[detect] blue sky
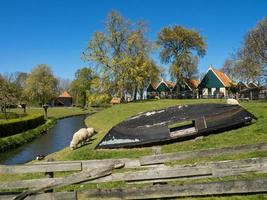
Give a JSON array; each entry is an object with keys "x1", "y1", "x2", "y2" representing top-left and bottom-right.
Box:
[{"x1": 0, "y1": 0, "x2": 267, "y2": 79}]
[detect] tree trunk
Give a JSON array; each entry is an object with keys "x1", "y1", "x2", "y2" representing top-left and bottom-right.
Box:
[
  {"x1": 133, "y1": 85, "x2": 138, "y2": 100},
  {"x1": 4, "y1": 103, "x2": 7, "y2": 120}
]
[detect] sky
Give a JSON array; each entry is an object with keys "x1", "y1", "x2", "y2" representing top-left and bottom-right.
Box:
[{"x1": 0, "y1": 0, "x2": 267, "y2": 80}]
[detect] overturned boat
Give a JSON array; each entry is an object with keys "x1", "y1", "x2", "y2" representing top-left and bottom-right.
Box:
[{"x1": 96, "y1": 104, "x2": 257, "y2": 149}]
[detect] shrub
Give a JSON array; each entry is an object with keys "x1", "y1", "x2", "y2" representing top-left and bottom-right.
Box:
[
  {"x1": 88, "y1": 93, "x2": 111, "y2": 107},
  {"x1": 0, "y1": 119, "x2": 56, "y2": 152},
  {"x1": 0, "y1": 112, "x2": 27, "y2": 120},
  {"x1": 0, "y1": 114, "x2": 45, "y2": 137}
]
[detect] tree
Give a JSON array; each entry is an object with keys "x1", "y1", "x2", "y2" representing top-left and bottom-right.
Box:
[
  {"x1": 82, "y1": 11, "x2": 159, "y2": 100},
  {"x1": 157, "y1": 26, "x2": 206, "y2": 91},
  {"x1": 58, "y1": 78, "x2": 71, "y2": 93},
  {"x1": 0, "y1": 74, "x2": 18, "y2": 119},
  {"x1": 235, "y1": 17, "x2": 267, "y2": 84},
  {"x1": 221, "y1": 59, "x2": 235, "y2": 80},
  {"x1": 24, "y1": 65, "x2": 58, "y2": 105},
  {"x1": 82, "y1": 11, "x2": 129, "y2": 99},
  {"x1": 122, "y1": 22, "x2": 159, "y2": 100},
  {"x1": 70, "y1": 67, "x2": 94, "y2": 107}
]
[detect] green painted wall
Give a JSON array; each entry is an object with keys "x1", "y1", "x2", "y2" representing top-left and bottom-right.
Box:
[
  {"x1": 199, "y1": 70, "x2": 224, "y2": 89},
  {"x1": 173, "y1": 82, "x2": 191, "y2": 92},
  {"x1": 157, "y1": 82, "x2": 171, "y2": 92},
  {"x1": 147, "y1": 84, "x2": 157, "y2": 92}
]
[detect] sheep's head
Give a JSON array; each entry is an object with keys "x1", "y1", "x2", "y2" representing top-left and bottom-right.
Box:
[{"x1": 70, "y1": 141, "x2": 76, "y2": 150}]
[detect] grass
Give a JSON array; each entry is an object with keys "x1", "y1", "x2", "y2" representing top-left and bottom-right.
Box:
[
  {"x1": 0, "y1": 107, "x2": 93, "y2": 153},
  {"x1": 0, "y1": 119, "x2": 55, "y2": 152},
  {"x1": 9, "y1": 106, "x2": 93, "y2": 119},
  {"x1": 2, "y1": 99, "x2": 267, "y2": 199},
  {"x1": 45, "y1": 99, "x2": 267, "y2": 162}
]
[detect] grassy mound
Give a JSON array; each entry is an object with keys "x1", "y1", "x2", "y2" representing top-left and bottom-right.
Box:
[{"x1": 46, "y1": 99, "x2": 267, "y2": 162}]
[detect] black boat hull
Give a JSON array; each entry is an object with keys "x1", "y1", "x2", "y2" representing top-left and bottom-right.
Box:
[{"x1": 96, "y1": 104, "x2": 257, "y2": 149}]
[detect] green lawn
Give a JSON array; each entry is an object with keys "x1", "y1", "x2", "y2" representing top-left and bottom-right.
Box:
[
  {"x1": 46, "y1": 99, "x2": 267, "y2": 162},
  {"x1": 2, "y1": 99, "x2": 267, "y2": 199},
  {"x1": 8, "y1": 106, "x2": 93, "y2": 119}
]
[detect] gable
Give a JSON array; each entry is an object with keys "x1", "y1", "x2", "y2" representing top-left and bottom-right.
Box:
[
  {"x1": 147, "y1": 84, "x2": 157, "y2": 92},
  {"x1": 199, "y1": 70, "x2": 225, "y2": 88},
  {"x1": 173, "y1": 82, "x2": 191, "y2": 92},
  {"x1": 157, "y1": 82, "x2": 171, "y2": 92}
]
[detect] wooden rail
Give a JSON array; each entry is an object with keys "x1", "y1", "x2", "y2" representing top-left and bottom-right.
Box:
[
  {"x1": 1, "y1": 142, "x2": 267, "y2": 199},
  {"x1": 140, "y1": 142, "x2": 267, "y2": 165},
  {"x1": 1, "y1": 157, "x2": 267, "y2": 190},
  {"x1": 2, "y1": 178, "x2": 267, "y2": 200}
]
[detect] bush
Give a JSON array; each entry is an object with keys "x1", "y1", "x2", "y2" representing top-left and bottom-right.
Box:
[
  {"x1": 0, "y1": 112, "x2": 27, "y2": 120},
  {"x1": 88, "y1": 93, "x2": 111, "y2": 107},
  {"x1": 0, "y1": 114, "x2": 45, "y2": 137},
  {"x1": 0, "y1": 119, "x2": 56, "y2": 152}
]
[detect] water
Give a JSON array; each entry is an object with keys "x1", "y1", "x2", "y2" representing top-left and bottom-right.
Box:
[{"x1": 0, "y1": 115, "x2": 87, "y2": 165}]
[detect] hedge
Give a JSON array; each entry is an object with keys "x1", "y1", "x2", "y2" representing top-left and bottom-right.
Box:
[
  {"x1": 0, "y1": 119, "x2": 56, "y2": 152},
  {"x1": 0, "y1": 114, "x2": 45, "y2": 138}
]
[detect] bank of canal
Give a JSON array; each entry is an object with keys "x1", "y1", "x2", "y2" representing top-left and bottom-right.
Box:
[{"x1": 0, "y1": 115, "x2": 87, "y2": 165}]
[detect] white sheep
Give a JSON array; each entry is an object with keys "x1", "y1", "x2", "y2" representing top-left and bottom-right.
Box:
[
  {"x1": 226, "y1": 98, "x2": 239, "y2": 105},
  {"x1": 70, "y1": 127, "x2": 95, "y2": 150}
]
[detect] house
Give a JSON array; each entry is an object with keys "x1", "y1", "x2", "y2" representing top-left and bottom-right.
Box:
[
  {"x1": 147, "y1": 80, "x2": 174, "y2": 99},
  {"x1": 239, "y1": 82, "x2": 260, "y2": 100},
  {"x1": 198, "y1": 67, "x2": 232, "y2": 98},
  {"x1": 172, "y1": 79, "x2": 199, "y2": 98},
  {"x1": 146, "y1": 78, "x2": 199, "y2": 99},
  {"x1": 237, "y1": 82, "x2": 249, "y2": 91},
  {"x1": 54, "y1": 91, "x2": 72, "y2": 106}
]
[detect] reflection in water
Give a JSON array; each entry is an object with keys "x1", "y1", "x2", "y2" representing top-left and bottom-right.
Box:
[{"x1": 0, "y1": 115, "x2": 87, "y2": 165}]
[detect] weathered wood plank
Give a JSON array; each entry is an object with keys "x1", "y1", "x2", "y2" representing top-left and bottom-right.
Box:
[
  {"x1": 140, "y1": 142, "x2": 267, "y2": 165},
  {"x1": 0, "y1": 162, "x2": 82, "y2": 174},
  {"x1": 35, "y1": 158, "x2": 141, "y2": 170},
  {"x1": 12, "y1": 162, "x2": 123, "y2": 200},
  {"x1": 89, "y1": 166, "x2": 212, "y2": 183},
  {"x1": 79, "y1": 178, "x2": 267, "y2": 199},
  {"x1": 2, "y1": 157, "x2": 267, "y2": 189},
  {"x1": 0, "y1": 192, "x2": 76, "y2": 200}
]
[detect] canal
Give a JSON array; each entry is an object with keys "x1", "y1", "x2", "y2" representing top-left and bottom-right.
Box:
[{"x1": 0, "y1": 115, "x2": 87, "y2": 165}]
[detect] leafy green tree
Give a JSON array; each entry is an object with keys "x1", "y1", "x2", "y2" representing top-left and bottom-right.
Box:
[
  {"x1": 0, "y1": 74, "x2": 18, "y2": 119},
  {"x1": 82, "y1": 11, "x2": 159, "y2": 100},
  {"x1": 122, "y1": 23, "x2": 159, "y2": 100},
  {"x1": 70, "y1": 67, "x2": 94, "y2": 107},
  {"x1": 157, "y1": 26, "x2": 206, "y2": 91},
  {"x1": 24, "y1": 64, "x2": 58, "y2": 105},
  {"x1": 83, "y1": 11, "x2": 129, "y2": 99}
]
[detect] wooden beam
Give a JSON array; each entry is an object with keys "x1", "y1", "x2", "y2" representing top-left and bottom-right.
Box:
[
  {"x1": 12, "y1": 162, "x2": 123, "y2": 200},
  {"x1": 140, "y1": 142, "x2": 267, "y2": 165},
  {"x1": 89, "y1": 166, "x2": 212, "y2": 183},
  {"x1": 0, "y1": 192, "x2": 76, "y2": 200},
  {"x1": 1, "y1": 158, "x2": 267, "y2": 190},
  {"x1": 78, "y1": 178, "x2": 267, "y2": 199},
  {"x1": 0, "y1": 162, "x2": 82, "y2": 174}
]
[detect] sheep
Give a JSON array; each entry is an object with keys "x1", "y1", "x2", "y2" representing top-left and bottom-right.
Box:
[
  {"x1": 70, "y1": 127, "x2": 95, "y2": 150},
  {"x1": 226, "y1": 98, "x2": 239, "y2": 105}
]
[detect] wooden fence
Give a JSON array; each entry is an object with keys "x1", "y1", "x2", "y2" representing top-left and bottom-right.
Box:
[{"x1": 1, "y1": 142, "x2": 267, "y2": 199}]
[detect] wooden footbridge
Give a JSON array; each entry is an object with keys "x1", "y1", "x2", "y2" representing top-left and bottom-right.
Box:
[{"x1": 1, "y1": 142, "x2": 267, "y2": 199}]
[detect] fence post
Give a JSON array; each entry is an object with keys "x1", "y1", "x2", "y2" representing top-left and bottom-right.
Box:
[{"x1": 44, "y1": 158, "x2": 54, "y2": 193}]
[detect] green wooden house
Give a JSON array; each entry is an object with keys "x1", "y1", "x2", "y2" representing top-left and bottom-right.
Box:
[
  {"x1": 147, "y1": 80, "x2": 174, "y2": 99},
  {"x1": 172, "y1": 79, "x2": 199, "y2": 98},
  {"x1": 198, "y1": 67, "x2": 232, "y2": 98}
]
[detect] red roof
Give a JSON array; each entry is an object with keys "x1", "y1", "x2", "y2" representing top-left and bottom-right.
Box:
[
  {"x1": 211, "y1": 68, "x2": 232, "y2": 87},
  {"x1": 150, "y1": 82, "x2": 159, "y2": 90},
  {"x1": 58, "y1": 91, "x2": 72, "y2": 98},
  {"x1": 165, "y1": 81, "x2": 176, "y2": 88},
  {"x1": 185, "y1": 79, "x2": 200, "y2": 89}
]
